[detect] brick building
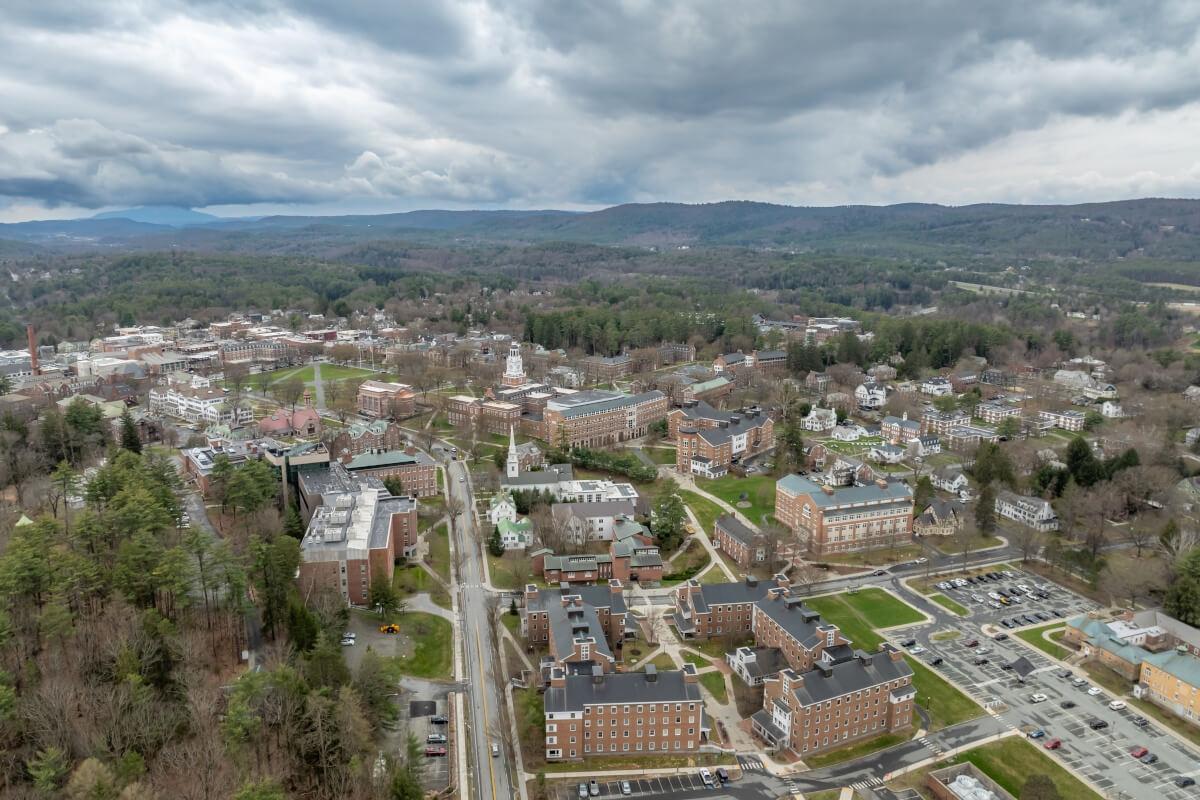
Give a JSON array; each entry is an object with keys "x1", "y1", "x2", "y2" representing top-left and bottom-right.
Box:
[
  {"x1": 356, "y1": 380, "x2": 416, "y2": 419},
  {"x1": 675, "y1": 409, "x2": 774, "y2": 478},
  {"x1": 712, "y1": 514, "x2": 766, "y2": 569},
  {"x1": 753, "y1": 646, "x2": 914, "y2": 758},
  {"x1": 543, "y1": 663, "x2": 706, "y2": 761},
  {"x1": 339, "y1": 446, "x2": 439, "y2": 498},
  {"x1": 329, "y1": 419, "x2": 407, "y2": 459},
  {"x1": 522, "y1": 582, "x2": 629, "y2": 670},
  {"x1": 542, "y1": 390, "x2": 668, "y2": 449},
  {"x1": 295, "y1": 481, "x2": 418, "y2": 605},
  {"x1": 775, "y1": 474, "x2": 913, "y2": 557},
  {"x1": 581, "y1": 354, "x2": 633, "y2": 383}
]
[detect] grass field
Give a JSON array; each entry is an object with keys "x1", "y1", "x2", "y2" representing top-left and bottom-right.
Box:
[
  {"x1": 393, "y1": 564, "x2": 450, "y2": 609},
  {"x1": 644, "y1": 446, "x2": 678, "y2": 465},
  {"x1": 806, "y1": 590, "x2": 979, "y2": 729},
  {"x1": 501, "y1": 613, "x2": 521, "y2": 637},
  {"x1": 250, "y1": 363, "x2": 378, "y2": 388},
  {"x1": 426, "y1": 522, "x2": 451, "y2": 584},
  {"x1": 804, "y1": 732, "x2": 909, "y2": 768},
  {"x1": 818, "y1": 543, "x2": 925, "y2": 567},
  {"x1": 930, "y1": 594, "x2": 969, "y2": 616},
  {"x1": 663, "y1": 542, "x2": 712, "y2": 586},
  {"x1": 696, "y1": 474, "x2": 777, "y2": 526},
  {"x1": 380, "y1": 612, "x2": 453, "y2": 679},
  {"x1": 682, "y1": 652, "x2": 712, "y2": 669},
  {"x1": 1015, "y1": 622, "x2": 1070, "y2": 660},
  {"x1": 947, "y1": 738, "x2": 1102, "y2": 800},
  {"x1": 488, "y1": 553, "x2": 533, "y2": 591},
  {"x1": 699, "y1": 671, "x2": 728, "y2": 703},
  {"x1": 680, "y1": 490, "x2": 727, "y2": 535},
  {"x1": 936, "y1": 534, "x2": 1004, "y2": 554}
]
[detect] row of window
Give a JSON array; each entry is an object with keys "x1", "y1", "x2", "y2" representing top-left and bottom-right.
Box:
[
  {"x1": 547, "y1": 727, "x2": 696, "y2": 744},
  {"x1": 555, "y1": 740, "x2": 696, "y2": 758}
]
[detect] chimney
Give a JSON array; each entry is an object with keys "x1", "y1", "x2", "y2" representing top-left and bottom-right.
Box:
[
  {"x1": 549, "y1": 667, "x2": 567, "y2": 688},
  {"x1": 817, "y1": 662, "x2": 833, "y2": 678},
  {"x1": 821, "y1": 484, "x2": 834, "y2": 495},
  {"x1": 857, "y1": 651, "x2": 874, "y2": 667},
  {"x1": 26, "y1": 324, "x2": 38, "y2": 376},
  {"x1": 525, "y1": 584, "x2": 539, "y2": 603},
  {"x1": 744, "y1": 575, "x2": 758, "y2": 588},
  {"x1": 644, "y1": 664, "x2": 658, "y2": 683},
  {"x1": 773, "y1": 573, "x2": 791, "y2": 589},
  {"x1": 405, "y1": 445, "x2": 417, "y2": 456},
  {"x1": 876, "y1": 478, "x2": 889, "y2": 490},
  {"x1": 609, "y1": 578, "x2": 623, "y2": 596}
]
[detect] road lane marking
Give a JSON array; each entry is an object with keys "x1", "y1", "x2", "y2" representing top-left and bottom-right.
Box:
[{"x1": 475, "y1": 624, "x2": 498, "y2": 800}]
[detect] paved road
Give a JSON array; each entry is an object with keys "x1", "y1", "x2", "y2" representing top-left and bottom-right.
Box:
[{"x1": 447, "y1": 457, "x2": 517, "y2": 800}]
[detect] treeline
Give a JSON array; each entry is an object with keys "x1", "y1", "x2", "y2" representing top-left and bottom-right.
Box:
[{"x1": 0, "y1": 449, "x2": 425, "y2": 799}]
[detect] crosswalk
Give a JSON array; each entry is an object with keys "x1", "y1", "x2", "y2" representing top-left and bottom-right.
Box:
[
  {"x1": 737, "y1": 755, "x2": 765, "y2": 772},
  {"x1": 851, "y1": 776, "x2": 885, "y2": 791},
  {"x1": 918, "y1": 734, "x2": 945, "y2": 756}
]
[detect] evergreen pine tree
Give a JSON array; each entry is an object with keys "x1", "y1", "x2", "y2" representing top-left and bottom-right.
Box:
[{"x1": 119, "y1": 409, "x2": 142, "y2": 454}]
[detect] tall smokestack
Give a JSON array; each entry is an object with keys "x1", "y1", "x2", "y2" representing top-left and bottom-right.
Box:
[{"x1": 26, "y1": 324, "x2": 38, "y2": 376}]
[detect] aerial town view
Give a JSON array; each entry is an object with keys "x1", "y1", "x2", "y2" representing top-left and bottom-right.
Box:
[{"x1": 2, "y1": 4, "x2": 1200, "y2": 800}]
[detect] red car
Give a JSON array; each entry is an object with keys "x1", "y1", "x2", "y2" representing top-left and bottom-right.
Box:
[
  {"x1": 424, "y1": 746, "x2": 448, "y2": 757},
  {"x1": 1130, "y1": 746, "x2": 1149, "y2": 759},
  {"x1": 964, "y1": 639, "x2": 980, "y2": 648},
  {"x1": 1044, "y1": 738, "x2": 1062, "y2": 750}
]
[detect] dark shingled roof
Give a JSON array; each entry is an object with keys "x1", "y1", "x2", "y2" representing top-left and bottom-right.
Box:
[
  {"x1": 787, "y1": 647, "x2": 913, "y2": 707},
  {"x1": 545, "y1": 668, "x2": 703, "y2": 711}
]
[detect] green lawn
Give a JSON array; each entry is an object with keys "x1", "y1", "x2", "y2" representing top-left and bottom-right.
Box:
[
  {"x1": 686, "y1": 635, "x2": 753, "y2": 660},
  {"x1": 682, "y1": 653, "x2": 712, "y2": 669},
  {"x1": 488, "y1": 553, "x2": 534, "y2": 591},
  {"x1": 804, "y1": 732, "x2": 909, "y2": 768},
  {"x1": 699, "y1": 671, "x2": 728, "y2": 703},
  {"x1": 380, "y1": 612, "x2": 453, "y2": 679},
  {"x1": 679, "y1": 490, "x2": 727, "y2": 535},
  {"x1": 501, "y1": 612, "x2": 521, "y2": 637},
  {"x1": 696, "y1": 474, "x2": 777, "y2": 526},
  {"x1": 936, "y1": 534, "x2": 1004, "y2": 554},
  {"x1": 700, "y1": 563, "x2": 733, "y2": 584},
  {"x1": 806, "y1": 590, "x2": 978, "y2": 729},
  {"x1": 393, "y1": 564, "x2": 450, "y2": 609},
  {"x1": 1015, "y1": 622, "x2": 1070, "y2": 660},
  {"x1": 930, "y1": 594, "x2": 969, "y2": 616},
  {"x1": 426, "y1": 522, "x2": 451, "y2": 584},
  {"x1": 818, "y1": 543, "x2": 925, "y2": 567},
  {"x1": 249, "y1": 363, "x2": 378, "y2": 389},
  {"x1": 663, "y1": 541, "x2": 712, "y2": 586},
  {"x1": 644, "y1": 446, "x2": 678, "y2": 465},
  {"x1": 948, "y1": 738, "x2": 1102, "y2": 800}
]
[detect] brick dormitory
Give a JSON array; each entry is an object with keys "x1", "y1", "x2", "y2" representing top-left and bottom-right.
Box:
[{"x1": 674, "y1": 575, "x2": 915, "y2": 758}]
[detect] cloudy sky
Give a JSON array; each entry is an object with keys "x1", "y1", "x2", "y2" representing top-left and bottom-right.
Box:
[{"x1": 2, "y1": 0, "x2": 1200, "y2": 221}]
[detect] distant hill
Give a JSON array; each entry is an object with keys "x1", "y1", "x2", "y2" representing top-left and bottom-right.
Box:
[
  {"x1": 4, "y1": 198, "x2": 1200, "y2": 261},
  {"x1": 93, "y1": 205, "x2": 221, "y2": 226}
]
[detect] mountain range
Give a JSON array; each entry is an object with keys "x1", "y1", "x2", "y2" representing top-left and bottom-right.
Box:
[{"x1": 2, "y1": 199, "x2": 1200, "y2": 262}]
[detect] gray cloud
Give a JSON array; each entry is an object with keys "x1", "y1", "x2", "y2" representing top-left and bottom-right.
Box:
[{"x1": 1, "y1": 0, "x2": 1199, "y2": 218}]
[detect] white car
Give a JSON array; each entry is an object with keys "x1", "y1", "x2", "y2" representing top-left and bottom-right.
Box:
[
  {"x1": 1109, "y1": 700, "x2": 1127, "y2": 710},
  {"x1": 699, "y1": 768, "x2": 715, "y2": 788},
  {"x1": 1087, "y1": 686, "x2": 1103, "y2": 696},
  {"x1": 911, "y1": 646, "x2": 926, "y2": 655},
  {"x1": 458, "y1": 476, "x2": 465, "y2": 482},
  {"x1": 1030, "y1": 693, "x2": 1048, "y2": 703},
  {"x1": 340, "y1": 637, "x2": 355, "y2": 647},
  {"x1": 914, "y1": 557, "x2": 928, "y2": 564}
]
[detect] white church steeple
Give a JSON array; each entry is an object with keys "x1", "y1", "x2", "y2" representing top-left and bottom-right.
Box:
[{"x1": 506, "y1": 425, "x2": 520, "y2": 478}]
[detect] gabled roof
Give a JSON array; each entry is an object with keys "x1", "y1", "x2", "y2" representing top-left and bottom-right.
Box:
[
  {"x1": 545, "y1": 668, "x2": 702, "y2": 711},
  {"x1": 787, "y1": 647, "x2": 913, "y2": 707}
]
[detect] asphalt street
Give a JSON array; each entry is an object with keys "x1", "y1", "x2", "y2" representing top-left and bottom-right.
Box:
[{"x1": 447, "y1": 457, "x2": 517, "y2": 800}]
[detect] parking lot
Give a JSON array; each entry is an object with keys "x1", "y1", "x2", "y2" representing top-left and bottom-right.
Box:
[
  {"x1": 387, "y1": 684, "x2": 453, "y2": 792},
  {"x1": 892, "y1": 566, "x2": 1200, "y2": 800},
  {"x1": 551, "y1": 758, "x2": 782, "y2": 800}
]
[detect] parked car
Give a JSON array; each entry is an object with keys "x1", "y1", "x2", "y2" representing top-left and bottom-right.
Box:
[
  {"x1": 1060, "y1": 700, "x2": 1077, "y2": 709},
  {"x1": 873, "y1": 569, "x2": 888, "y2": 576},
  {"x1": 901, "y1": 638, "x2": 917, "y2": 648},
  {"x1": 1045, "y1": 738, "x2": 1062, "y2": 750},
  {"x1": 1057, "y1": 669, "x2": 1072, "y2": 678},
  {"x1": 492, "y1": 743, "x2": 500, "y2": 758},
  {"x1": 974, "y1": 657, "x2": 989, "y2": 665},
  {"x1": 1130, "y1": 746, "x2": 1149, "y2": 759},
  {"x1": 992, "y1": 633, "x2": 1009, "y2": 641},
  {"x1": 431, "y1": 715, "x2": 449, "y2": 724},
  {"x1": 699, "y1": 769, "x2": 715, "y2": 788},
  {"x1": 1071, "y1": 677, "x2": 1087, "y2": 687},
  {"x1": 1175, "y1": 777, "x2": 1196, "y2": 788},
  {"x1": 1131, "y1": 716, "x2": 1149, "y2": 728},
  {"x1": 1000, "y1": 619, "x2": 1014, "y2": 628},
  {"x1": 911, "y1": 646, "x2": 926, "y2": 655},
  {"x1": 340, "y1": 637, "x2": 356, "y2": 646},
  {"x1": 715, "y1": 767, "x2": 730, "y2": 783},
  {"x1": 1088, "y1": 719, "x2": 1109, "y2": 730},
  {"x1": 1027, "y1": 729, "x2": 1046, "y2": 739},
  {"x1": 1087, "y1": 686, "x2": 1103, "y2": 696},
  {"x1": 1141, "y1": 753, "x2": 1159, "y2": 765},
  {"x1": 578, "y1": 784, "x2": 589, "y2": 799},
  {"x1": 424, "y1": 746, "x2": 447, "y2": 757},
  {"x1": 621, "y1": 781, "x2": 632, "y2": 795},
  {"x1": 965, "y1": 639, "x2": 980, "y2": 648},
  {"x1": 426, "y1": 733, "x2": 447, "y2": 744},
  {"x1": 1109, "y1": 700, "x2": 1127, "y2": 711},
  {"x1": 1030, "y1": 693, "x2": 1048, "y2": 703},
  {"x1": 928, "y1": 656, "x2": 944, "y2": 666}
]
